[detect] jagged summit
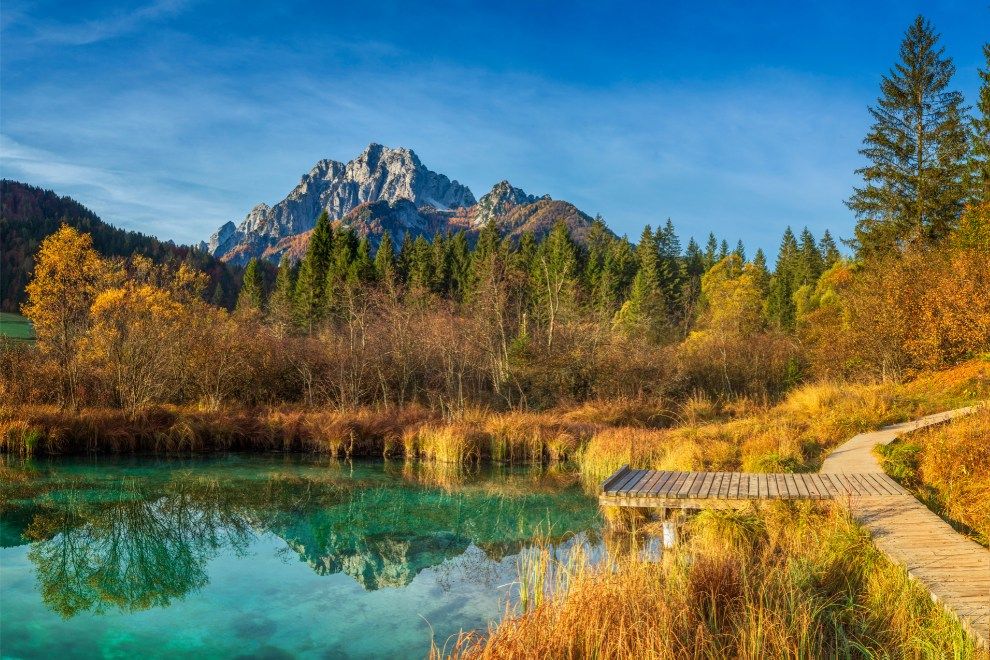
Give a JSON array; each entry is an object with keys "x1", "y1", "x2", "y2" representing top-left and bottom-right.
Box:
[{"x1": 206, "y1": 144, "x2": 475, "y2": 265}]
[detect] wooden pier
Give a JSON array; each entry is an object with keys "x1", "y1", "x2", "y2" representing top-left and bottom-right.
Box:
[
  {"x1": 600, "y1": 466, "x2": 908, "y2": 509},
  {"x1": 598, "y1": 406, "x2": 989, "y2": 649}
]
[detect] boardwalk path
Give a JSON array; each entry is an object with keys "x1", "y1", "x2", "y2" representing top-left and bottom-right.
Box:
[{"x1": 600, "y1": 405, "x2": 989, "y2": 648}]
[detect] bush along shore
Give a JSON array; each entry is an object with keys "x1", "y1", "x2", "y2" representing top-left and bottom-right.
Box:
[{"x1": 4, "y1": 361, "x2": 987, "y2": 466}]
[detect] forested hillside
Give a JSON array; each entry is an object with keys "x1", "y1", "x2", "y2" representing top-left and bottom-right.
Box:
[{"x1": 0, "y1": 180, "x2": 239, "y2": 311}]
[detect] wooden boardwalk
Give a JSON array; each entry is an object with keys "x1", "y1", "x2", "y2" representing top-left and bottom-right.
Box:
[{"x1": 599, "y1": 405, "x2": 989, "y2": 648}]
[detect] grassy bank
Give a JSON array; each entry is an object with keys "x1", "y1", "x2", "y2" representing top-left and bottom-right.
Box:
[
  {"x1": 3, "y1": 361, "x2": 988, "y2": 467},
  {"x1": 438, "y1": 503, "x2": 982, "y2": 658},
  {"x1": 877, "y1": 406, "x2": 990, "y2": 546}
]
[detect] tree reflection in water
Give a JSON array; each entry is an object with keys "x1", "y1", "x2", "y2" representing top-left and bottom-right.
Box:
[{"x1": 3, "y1": 458, "x2": 600, "y2": 618}]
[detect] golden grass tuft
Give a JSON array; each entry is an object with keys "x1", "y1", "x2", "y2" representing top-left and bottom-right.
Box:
[{"x1": 438, "y1": 504, "x2": 981, "y2": 659}]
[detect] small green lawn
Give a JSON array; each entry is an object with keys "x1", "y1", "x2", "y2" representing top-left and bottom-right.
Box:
[{"x1": 0, "y1": 312, "x2": 35, "y2": 341}]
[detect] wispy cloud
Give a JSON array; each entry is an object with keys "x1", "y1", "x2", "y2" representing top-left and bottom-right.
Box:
[{"x1": 7, "y1": 0, "x2": 190, "y2": 47}]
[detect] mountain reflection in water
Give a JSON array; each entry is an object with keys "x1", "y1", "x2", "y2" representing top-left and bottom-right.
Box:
[{"x1": 1, "y1": 456, "x2": 601, "y2": 620}]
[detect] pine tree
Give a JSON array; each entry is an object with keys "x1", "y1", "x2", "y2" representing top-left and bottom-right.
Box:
[
  {"x1": 294, "y1": 211, "x2": 334, "y2": 332},
  {"x1": 397, "y1": 232, "x2": 414, "y2": 284},
  {"x1": 751, "y1": 248, "x2": 771, "y2": 294},
  {"x1": 733, "y1": 240, "x2": 746, "y2": 263},
  {"x1": 614, "y1": 225, "x2": 669, "y2": 340},
  {"x1": 718, "y1": 239, "x2": 729, "y2": 261},
  {"x1": 847, "y1": 15, "x2": 969, "y2": 255},
  {"x1": 352, "y1": 237, "x2": 375, "y2": 283},
  {"x1": 819, "y1": 230, "x2": 841, "y2": 268},
  {"x1": 210, "y1": 281, "x2": 226, "y2": 308},
  {"x1": 467, "y1": 221, "x2": 500, "y2": 301},
  {"x1": 530, "y1": 221, "x2": 579, "y2": 348},
  {"x1": 236, "y1": 257, "x2": 264, "y2": 311},
  {"x1": 448, "y1": 231, "x2": 471, "y2": 300},
  {"x1": 795, "y1": 228, "x2": 823, "y2": 286},
  {"x1": 684, "y1": 238, "x2": 705, "y2": 278},
  {"x1": 374, "y1": 231, "x2": 397, "y2": 284},
  {"x1": 703, "y1": 233, "x2": 719, "y2": 269},
  {"x1": 967, "y1": 43, "x2": 990, "y2": 204},
  {"x1": 268, "y1": 256, "x2": 297, "y2": 331},
  {"x1": 766, "y1": 227, "x2": 799, "y2": 330},
  {"x1": 408, "y1": 235, "x2": 433, "y2": 291},
  {"x1": 655, "y1": 219, "x2": 683, "y2": 313}
]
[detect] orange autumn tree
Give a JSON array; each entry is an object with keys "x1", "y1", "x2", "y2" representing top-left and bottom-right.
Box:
[{"x1": 22, "y1": 225, "x2": 116, "y2": 409}]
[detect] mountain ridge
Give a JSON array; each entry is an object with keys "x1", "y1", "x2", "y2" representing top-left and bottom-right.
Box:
[{"x1": 207, "y1": 144, "x2": 601, "y2": 265}]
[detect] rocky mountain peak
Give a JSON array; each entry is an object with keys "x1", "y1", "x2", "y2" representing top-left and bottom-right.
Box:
[
  {"x1": 473, "y1": 180, "x2": 546, "y2": 227},
  {"x1": 206, "y1": 144, "x2": 475, "y2": 264}
]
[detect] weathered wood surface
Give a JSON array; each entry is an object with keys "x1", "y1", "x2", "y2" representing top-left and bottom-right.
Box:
[{"x1": 599, "y1": 405, "x2": 989, "y2": 648}]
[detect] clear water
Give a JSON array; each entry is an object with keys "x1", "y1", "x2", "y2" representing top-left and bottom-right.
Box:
[{"x1": 0, "y1": 455, "x2": 602, "y2": 659}]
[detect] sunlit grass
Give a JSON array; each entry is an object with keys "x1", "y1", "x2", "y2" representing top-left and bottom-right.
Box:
[{"x1": 438, "y1": 503, "x2": 982, "y2": 659}]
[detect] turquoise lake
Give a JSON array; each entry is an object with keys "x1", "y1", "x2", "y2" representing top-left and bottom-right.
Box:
[{"x1": 0, "y1": 455, "x2": 602, "y2": 659}]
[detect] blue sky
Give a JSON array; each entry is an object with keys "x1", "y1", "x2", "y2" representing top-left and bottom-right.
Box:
[{"x1": 1, "y1": 1, "x2": 986, "y2": 258}]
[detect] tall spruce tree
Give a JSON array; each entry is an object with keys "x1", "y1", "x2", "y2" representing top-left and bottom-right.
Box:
[
  {"x1": 614, "y1": 225, "x2": 669, "y2": 340},
  {"x1": 236, "y1": 257, "x2": 264, "y2": 311},
  {"x1": 294, "y1": 211, "x2": 334, "y2": 332},
  {"x1": 374, "y1": 231, "x2": 397, "y2": 284},
  {"x1": 767, "y1": 227, "x2": 799, "y2": 330},
  {"x1": 847, "y1": 15, "x2": 969, "y2": 255},
  {"x1": 268, "y1": 256, "x2": 297, "y2": 330},
  {"x1": 819, "y1": 230, "x2": 841, "y2": 268},
  {"x1": 967, "y1": 43, "x2": 990, "y2": 204}
]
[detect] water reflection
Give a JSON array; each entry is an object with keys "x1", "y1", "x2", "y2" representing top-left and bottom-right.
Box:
[{"x1": 1, "y1": 456, "x2": 601, "y2": 619}]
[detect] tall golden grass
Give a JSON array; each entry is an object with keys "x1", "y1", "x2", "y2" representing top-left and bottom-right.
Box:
[{"x1": 438, "y1": 503, "x2": 981, "y2": 659}]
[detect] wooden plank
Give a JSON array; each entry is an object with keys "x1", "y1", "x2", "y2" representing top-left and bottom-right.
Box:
[
  {"x1": 767, "y1": 473, "x2": 780, "y2": 498},
  {"x1": 676, "y1": 472, "x2": 701, "y2": 498},
  {"x1": 698, "y1": 472, "x2": 718, "y2": 498},
  {"x1": 727, "y1": 472, "x2": 740, "y2": 499},
  {"x1": 649, "y1": 470, "x2": 678, "y2": 495},
  {"x1": 608, "y1": 467, "x2": 641, "y2": 494},
  {"x1": 602, "y1": 465, "x2": 631, "y2": 494},
  {"x1": 634, "y1": 470, "x2": 665, "y2": 496},
  {"x1": 688, "y1": 471, "x2": 708, "y2": 497},
  {"x1": 694, "y1": 472, "x2": 715, "y2": 498},
  {"x1": 808, "y1": 474, "x2": 829, "y2": 499},
  {"x1": 666, "y1": 471, "x2": 689, "y2": 498},
  {"x1": 783, "y1": 473, "x2": 798, "y2": 499},
  {"x1": 718, "y1": 472, "x2": 732, "y2": 498},
  {"x1": 614, "y1": 469, "x2": 645, "y2": 495}
]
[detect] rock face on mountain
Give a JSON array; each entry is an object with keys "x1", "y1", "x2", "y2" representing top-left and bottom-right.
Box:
[
  {"x1": 207, "y1": 143, "x2": 475, "y2": 265},
  {"x1": 207, "y1": 144, "x2": 601, "y2": 264}
]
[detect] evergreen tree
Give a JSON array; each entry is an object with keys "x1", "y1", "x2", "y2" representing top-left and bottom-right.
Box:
[
  {"x1": 733, "y1": 239, "x2": 746, "y2": 263},
  {"x1": 530, "y1": 221, "x2": 579, "y2": 348},
  {"x1": 294, "y1": 211, "x2": 334, "y2": 332},
  {"x1": 614, "y1": 225, "x2": 669, "y2": 340},
  {"x1": 467, "y1": 221, "x2": 500, "y2": 301},
  {"x1": 703, "y1": 233, "x2": 719, "y2": 269},
  {"x1": 397, "y1": 232, "x2": 414, "y2": 284},
  {"x1": 352, "y1": 237, "x2": 375, "y2": 283},
  {"x1": 795, "y1": 228, "x2": 824, "y2": 286},
  {"x1": 655, "y1": 219, "x2": 683, "y2": 312},
  {"x1": 236, "y1": 257, "x2": 264, "y2": 311},
  {"x1": 268, "y1": 256, "x2": 297, "y2": 330},
  {"x1": 718, "y1": 239, "x2": 729, "y2": 261},
  {"x1": 430, "y1": 234, "x2": 452, "y2": 295},
  {"x1": 819, "y1": 230, "x2": 841, "y2": 268},
  {"x1": 210, "y1": 281, "x2": 226, "y2": 308},
  {"x1": 967, "y1": 43, "x2": 990, "y2": 204},
  {"x1": 593, "y1": 237, "x2": 635, "y2": 316},
  {"x1": 751, "y1": 248, "x2": 771, "y2": 294},
  {"x1": 684, "y1": 238, "x2": 705, "y2": 278},
  {"x1": 408, "y1": 235, "x2": 433, "y2": 291},
  {"x1": 847, "y1": 15, "x2": 969, "y2": 255},
  {"x1": 583, "y1": 216, "x2": 612, "y2": 298},
  {"x1": 374, "y1": 231, "x2": 397, "y2": 284},
  {"x1": 766, "y1": 227, "x2": 799, "y2": 330},
  {"x1": 447, "y1": 231, "x2": 472, "y2": 300}
]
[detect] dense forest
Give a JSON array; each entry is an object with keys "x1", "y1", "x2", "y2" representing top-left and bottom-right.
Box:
[
  {"x1": 0, "y1": 180, "x2": 241, "y2": 311},
  {"x1": 2, "y1": 17, "x2": 988, "y2": 418}
]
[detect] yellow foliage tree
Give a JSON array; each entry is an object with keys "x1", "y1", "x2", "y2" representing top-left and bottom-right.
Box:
[{"x1": 21, "y1": 225, "x2": 116, "y2": 408}]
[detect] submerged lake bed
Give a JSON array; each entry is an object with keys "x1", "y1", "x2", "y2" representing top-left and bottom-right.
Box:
[{"x1": 0, "y1": 455, "x2": 602, "y2": 659}]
